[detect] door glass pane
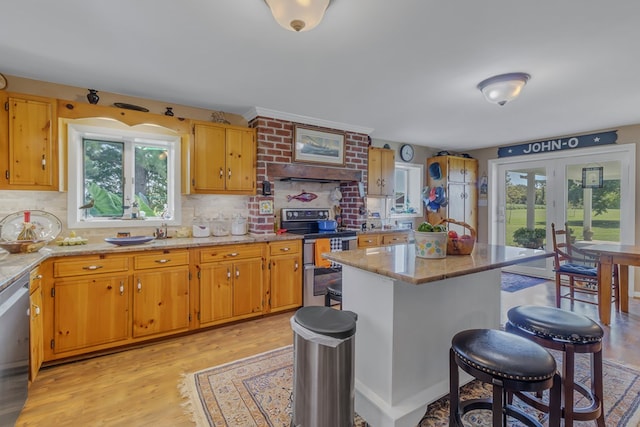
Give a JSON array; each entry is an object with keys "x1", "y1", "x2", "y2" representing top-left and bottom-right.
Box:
[
  {"x1": 566, "y1": 161, "x2": 621, "y2": 244},
  {"x1": 505, "y1": 167, "x2": 547, "y2": 248}
]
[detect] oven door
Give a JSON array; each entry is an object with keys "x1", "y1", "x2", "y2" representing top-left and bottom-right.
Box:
[{"x1": 303, "y1": 266, "x2": 342, "y2": 306}]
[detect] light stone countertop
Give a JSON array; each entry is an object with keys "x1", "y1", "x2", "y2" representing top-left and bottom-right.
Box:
[
  {"x1": 0, "y1": 233, "x2": 303, "y2": 293},
  {"x1": 323, "y1": 243, "x2": 551, "y2": 285}
]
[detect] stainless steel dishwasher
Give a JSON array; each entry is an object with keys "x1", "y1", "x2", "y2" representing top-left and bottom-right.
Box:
[{"x1": 0, "y1": 272, "x2": 30, "y2": 427}]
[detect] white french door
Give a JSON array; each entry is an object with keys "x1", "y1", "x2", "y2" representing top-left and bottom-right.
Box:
[{"x1": 489, "y1": 144, "x2": 635, "y2": 278}]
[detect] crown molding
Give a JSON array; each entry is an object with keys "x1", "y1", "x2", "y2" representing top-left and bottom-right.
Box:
[{"x1": 243, "y1": 106, "x2": 374, "y2": 135}]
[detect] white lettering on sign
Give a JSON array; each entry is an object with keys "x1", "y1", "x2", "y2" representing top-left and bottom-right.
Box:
[{"x1": 523, "y1": 137, "x2": 580, "y2": 154}]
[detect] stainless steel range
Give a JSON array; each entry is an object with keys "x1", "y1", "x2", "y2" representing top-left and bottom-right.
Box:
[{"x1": 281, "y1": 208, "x2": 357, "y2": 306}]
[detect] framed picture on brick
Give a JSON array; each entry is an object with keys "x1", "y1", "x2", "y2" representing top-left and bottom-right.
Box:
[{"x1": 293, "y1": 125, "x2": 345, "y2": 166}]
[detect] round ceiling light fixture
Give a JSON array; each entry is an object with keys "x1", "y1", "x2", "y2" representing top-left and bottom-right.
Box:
[
  {"x1": 265, "y1": 0, "x2": 332, "y2": 32},
  {"x1": 477, "y1": 72, "x2": 531, "y2": 106}
]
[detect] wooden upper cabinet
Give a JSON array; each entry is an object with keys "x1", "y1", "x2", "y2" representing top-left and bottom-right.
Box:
[
  {"x1": 1, "y1": 93, "x2": 58, "y2": 190},
  {"x1": 368, "y1": 147, "x2": 395, "y2": 196},
  {"x1": 193, "y1": 123, "x2": 226, "y2": 192},
  {"x1": 445, "y1": 156, "x2": 477, "y2": 183},
  {"x1": 192, "y1": 122, "x2": 256, "y2": 194}
]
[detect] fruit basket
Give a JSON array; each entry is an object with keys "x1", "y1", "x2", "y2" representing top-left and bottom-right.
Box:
[{"x1": 439, "y1": 218, "x2": 476, "y2": 255}]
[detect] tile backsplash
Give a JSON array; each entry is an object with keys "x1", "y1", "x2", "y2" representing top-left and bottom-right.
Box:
[{"x1": 0, "y1": 190, "x2": 251, "y2": 242}]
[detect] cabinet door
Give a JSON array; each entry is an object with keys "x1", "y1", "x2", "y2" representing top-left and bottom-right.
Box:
[
  {"x1": 199, "y1": 262, "x2": 234, "y2": 324},
  {"x1": 447, "y1": 183, "x2": 475, "y2": 235},
  {"x1": 232, "y1": 258, "x2": 263, "y2": 317},
  {"x1": 368, "y1": 147, "x2": 395, "y2": 196},
  {"x1": 6, "y1": 95, "x2": 57, "y2": 189},
  {"x1": 53, "y1": 275, "x2": 129, "y2": 353},
  {"x1": 29, "y1": 284, "x2": 44, "y2": 382},
  {"x1": 270, "y1": 253, "x2": 301, "y2": 311},
  {"x1": 225, "y1": 128, "x2": 256, "y2": 192},
  {"x1": 367, "y1": 148, "x2": 383, "y2": 196},
  {"x1": 447, "y1": 157, "x2": 477, "y2": 183},
  {"x1": 193, "y1": 123, "x2": 226, "y2": 191},
  {"x1": 132, "y1": 267, "x2": 189, "y2": 338},
  {"x1": 380, "y1": 148, "x2": 396, "y2": 196}
]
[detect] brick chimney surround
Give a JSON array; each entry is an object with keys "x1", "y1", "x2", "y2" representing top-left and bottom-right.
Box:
[{"x1": 248, "y1": 116, "x2": 369, "y2": 234}]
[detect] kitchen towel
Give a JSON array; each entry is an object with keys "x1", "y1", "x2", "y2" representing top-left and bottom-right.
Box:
[
  {"x1": 314, "y1": 239, "x2": 331, "y2": 268},
  {"x1": 329, "y1": 237, "x2": 343, "y2": 268}
]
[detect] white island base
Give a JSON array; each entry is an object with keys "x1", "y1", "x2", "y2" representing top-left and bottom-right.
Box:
[{"x1": 342, "y1": 266, "x2": 501, "y2": 427}]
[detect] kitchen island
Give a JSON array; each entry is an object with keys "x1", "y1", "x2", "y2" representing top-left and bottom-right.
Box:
[{"x1": 323, "y1": 243, "x2": 550, "y2": 427}]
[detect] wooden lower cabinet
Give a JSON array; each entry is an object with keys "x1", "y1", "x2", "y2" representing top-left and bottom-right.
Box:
[
  {"x1": 358, "y1": 231, "x2": 410, "y2": 248},
  {"x1": 29, "y1": 268, "x2": 44, "y2": 383},
  {"x1": 197, "y1": 244, "x2": 265, "y2": 327},
  {"x1": 268, "y1": 240, "x2": 302, "y2": 313},
  {"x1": 38, "y1": 241, "x2": 299, "y2": 364},
  {"x1": 132, "y1": 250, "x2": 190, "y2": 338},
  {"x1": 132, "y1": 268, "x2": 189, "y2": 338},
  {"x1": 53, "y1": 274, "x2": 130, "y2": 353}
]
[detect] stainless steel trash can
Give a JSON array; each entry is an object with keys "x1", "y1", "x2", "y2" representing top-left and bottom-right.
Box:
[{"x1": 291, "y1": 306, "x2": 357, "y2": 427}]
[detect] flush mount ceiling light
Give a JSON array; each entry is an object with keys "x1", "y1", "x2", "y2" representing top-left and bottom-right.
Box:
[
  {"x1": 477, "y1": 72, "x2": 531, "y2": 106},
  {"x1": 265, "y1": 0, "x2": 332, "y2": 32}
]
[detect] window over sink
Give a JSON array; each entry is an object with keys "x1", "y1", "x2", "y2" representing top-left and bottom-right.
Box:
[{"x1": 66, "y1": 119, "x2": 182, "y2": 228}]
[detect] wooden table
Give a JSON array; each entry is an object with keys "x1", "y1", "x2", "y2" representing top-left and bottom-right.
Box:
[{"x1": 583, "y1": 243, "x2": 635, "y2": 325}]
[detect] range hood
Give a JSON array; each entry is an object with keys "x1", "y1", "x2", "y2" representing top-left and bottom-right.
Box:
[{"x1": 267, "y1": 163, "x2": 362, "y2": 183}]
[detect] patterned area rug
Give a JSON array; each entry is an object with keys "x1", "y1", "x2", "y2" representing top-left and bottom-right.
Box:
[
  {"x1": 180, "y1": 345, "x2": 640, "y2": 426},
  {"x1": 501, "y1": 272, "x2": 548, "y2": 293}
]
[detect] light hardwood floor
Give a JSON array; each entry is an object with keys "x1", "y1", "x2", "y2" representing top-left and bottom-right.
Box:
[{"x1": 16, "y1": 281, "x2": 640, "y2": 427}]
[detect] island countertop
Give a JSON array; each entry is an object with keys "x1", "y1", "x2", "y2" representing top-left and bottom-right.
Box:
[{"x1": 323, "y1": 243, "x2": 551, "y2": 285}]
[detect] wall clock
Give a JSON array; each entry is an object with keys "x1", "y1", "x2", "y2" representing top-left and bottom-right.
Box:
[{"x1": 400, "y1": 144, "x2": 414, "y2": 162}]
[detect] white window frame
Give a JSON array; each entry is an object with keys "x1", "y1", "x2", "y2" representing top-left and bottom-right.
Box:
[
  {"x1": 390, "y1": 162, "x2": 424, "y2": 219},
  {"x1": 67, "y1": 122, "x2": 182, "y2": 229}
]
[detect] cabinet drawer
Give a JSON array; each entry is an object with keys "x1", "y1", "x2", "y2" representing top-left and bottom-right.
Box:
[
  {"x1": 269, "y1": 240, "x2": 301, "y2": 256},
  {"x1": 382, "y1": 233, "x2": 409, "y2": 245},
  {"x1": 199, "y1": 244, "x2": 264, "y2": 263},
  {"x1": 134, "y1": 250, "x2": 189, "y2": 270},
  {"x1": 53, "y1": 255, "x2": 129, "y2": 278},
  {"x1": 358, "y1": 234, "x2": 381, "y2": 247},
  {"x1": 29, "y1": 267, "x2": 43, "y2": 293}
]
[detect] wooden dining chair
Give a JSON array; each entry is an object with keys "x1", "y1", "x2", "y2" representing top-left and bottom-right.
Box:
[{"x1": 551, "y1": 223, "x2": 619, "y2": 311}]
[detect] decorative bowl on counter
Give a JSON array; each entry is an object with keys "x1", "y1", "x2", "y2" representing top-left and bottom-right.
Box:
[{"x1": 0, "y1": 239, "x2": 47, "y2": 254}]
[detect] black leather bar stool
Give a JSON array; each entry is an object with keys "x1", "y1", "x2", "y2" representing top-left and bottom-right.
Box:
[
  {"x1": 506, "y1": 305, "x2": 605, "y2": 427},
  {"x1": 450, "y1": 329, "x2": 561, "y2": 427},
  {"x1": 324, "y1": 280, "x2": 342, "y2": 308}
]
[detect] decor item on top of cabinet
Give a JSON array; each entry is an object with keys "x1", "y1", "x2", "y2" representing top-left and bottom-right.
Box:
[
  {"x1": 287, "y1": 190, "x2": 317, "y2": 202},
  {"x1": 293, "y1": 125, "x2": 345, "y2": 166},
  {"x1": 86, "y1": 89, "x2": 99, "y2": 104},
  {"x1": 113, "y1": 102, "x2": 149, "y2": 112},
  {"x1": 211, "y1": 111, "x2": 231, "y2": 124}
]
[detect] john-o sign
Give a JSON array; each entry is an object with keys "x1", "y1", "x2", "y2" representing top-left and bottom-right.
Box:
[{"x1": 497, "y1": 131, "x2": 617, "y2": 158}]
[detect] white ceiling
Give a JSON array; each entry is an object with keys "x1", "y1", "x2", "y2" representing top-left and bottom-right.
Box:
[{"x1": 2, "y1": 1, "x2": 640, "y2": 151}]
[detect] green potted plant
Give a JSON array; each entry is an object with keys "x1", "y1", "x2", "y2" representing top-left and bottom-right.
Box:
[{"x1": 512, "y1": 227, "x2": 546, "y2": 249}]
